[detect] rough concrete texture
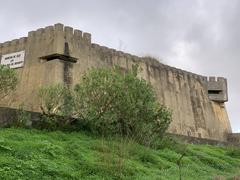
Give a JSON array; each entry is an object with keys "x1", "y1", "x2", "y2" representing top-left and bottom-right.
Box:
[
  {"x1": 0, "y1": 23, "x2": 232, "y2": 141},
  {"x1": 228, "y1": 133, "x2": 240, "y2": 144}
]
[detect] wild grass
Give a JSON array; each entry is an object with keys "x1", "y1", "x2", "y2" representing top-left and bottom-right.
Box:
[{"x1": 0, "y1": 128, "x2": 239, "y2": 179}]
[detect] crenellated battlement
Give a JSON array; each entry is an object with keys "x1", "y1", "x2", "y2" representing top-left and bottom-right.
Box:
[
  {"x1": 24, "y1": 23, "x2": 91, "y2": 42},
  {"x1": 0, "y1": 37, "x2": 27, "y2": 56},
  {"x1": 89, "y1": 40, "x2": 230, "y2": 98},
  {"x1": 0, "y1": 23, "x2": 229, "y2": 104},
  {"x1": 0, "y1": 23, "x2": 92, "y2": 59},
  {"x1": 0, "y1": 23, "x2": 232, "y2": 142},
  {"x1": 90, "y1": 41, "x2": 210, "y2": 83},
  {"x1": 208, "y1": 76, "x2": 227, "y2": 83}
]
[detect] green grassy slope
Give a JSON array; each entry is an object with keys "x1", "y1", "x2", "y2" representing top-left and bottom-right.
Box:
[{"x1": 0, "y1": 128, "x2": 239, "y2": 180}]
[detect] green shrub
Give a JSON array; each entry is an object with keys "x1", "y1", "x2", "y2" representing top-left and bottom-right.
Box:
[
  {"x1": 38, "y1": 84, "x2": 74, "y2": 117},
  {"x1": 14, "y1": 105, "x2": 32, "y2": 128},
  {"x1": 74, "y1": 65, "x2": 172, "y2": 145},
  {"x1": 0, "y1": 65, "x2": 18, "y2": 100},
  {"x1": 156, "y1": 135, "x2": 185, "y2": 151},
  {"x1": 37, "y1": 66, "x2": 172, "y2": 145},
  {"x1": 38, "y1": 84, "x2": 75, "y2": 130},
  {"x1": 226, "y1": 146, "x2": 240, "y2": 158}
]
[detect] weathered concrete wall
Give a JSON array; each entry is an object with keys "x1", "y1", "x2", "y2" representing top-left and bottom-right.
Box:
[
  {"x1": 0, "y1": 23, "x2": 232, "y2": 141},
  {"x1": 228, "y1": 133, "x2": 240, "y2": 144}
]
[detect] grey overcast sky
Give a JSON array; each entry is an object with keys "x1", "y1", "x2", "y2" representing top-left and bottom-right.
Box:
[{"x1": 0, "y1": 0, "x2": 239, "y2": 132}]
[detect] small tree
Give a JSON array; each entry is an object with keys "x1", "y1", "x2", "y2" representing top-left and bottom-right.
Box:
[
  {"x1": 38, "y1": 84, "x2": 73, "y2": 116},
  {"x1": 0, "y1": 65, "x2": 18, "y2": 100},
  {"x1": 38, "y1": 84, "x2": 74, "y2": 129},
  {"x1": 37, "y1": 66, "x2": 172, "y2": 144},
  {"x1": 74, "y1": 66, "x2": 172, "y2": 145}
]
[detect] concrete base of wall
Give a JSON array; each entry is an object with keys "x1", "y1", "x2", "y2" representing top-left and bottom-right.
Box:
[
  {"x1": 227, "y1": 133, "x2": 240, "y2": 144},
  {"x1": 168, "y1": 133, "x2": 240, "y2": 147},
  {"x1": 0, "y1": 107, "x2": 41, "y2": 127},
  {"x1": 0, "y1": 106, "x2": 239, "y2": 147}
]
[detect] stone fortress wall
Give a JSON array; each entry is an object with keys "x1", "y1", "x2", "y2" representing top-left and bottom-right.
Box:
[{"x1": 0, "y1": 23, "x2": 232, "y2": 141}]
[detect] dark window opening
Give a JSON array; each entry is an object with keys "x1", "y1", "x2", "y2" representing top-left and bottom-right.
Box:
[{"x1": 208, "y1": 90, "x2": 222, "y2": 95}]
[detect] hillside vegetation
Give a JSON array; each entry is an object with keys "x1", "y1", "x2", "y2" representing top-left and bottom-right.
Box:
[
  {"x1": 0, "y1": 128, "x2": 239, "y2": 180},
  {"x1": 0, "y1": 65, "x2": 239, "y2": 179}
]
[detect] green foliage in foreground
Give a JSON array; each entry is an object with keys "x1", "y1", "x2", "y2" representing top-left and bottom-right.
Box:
[
  {"x1": 73, "y1": 66, "x2": 172, "y2": 144},
  {"x1": 0, "y1": 128, "x2": 239, "y2": 180},
  {"x1": 38, "y1": 66, "x2": 172, "y2": 146},
  {"x1": 0, "y1": 65, "x2": 17, "y2": 100}
]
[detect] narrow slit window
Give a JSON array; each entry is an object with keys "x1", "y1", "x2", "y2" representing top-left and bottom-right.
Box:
[{"x1": 208, "y1": 90, "x2": 222, "y2": 95}]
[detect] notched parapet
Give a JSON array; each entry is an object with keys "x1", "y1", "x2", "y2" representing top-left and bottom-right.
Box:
[
  {"x1": 207, "y1": 76, "x2": 228, "y2": 102},
  {"x1": 83, "y1": 33, "x2": 91, "y2": 45},
  {"x1": 0, "y1": 36, "x2": 28, "y2": 55},
  {"x1": 74, "y1": 29, "x2": 82, "y2": 39},
  {"x1": 64, "y1": 26, "x2": 73, "y2": 40}
]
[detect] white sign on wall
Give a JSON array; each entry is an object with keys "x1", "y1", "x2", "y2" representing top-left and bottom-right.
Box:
[{"x1": 0, "y1": 51, "x2": 25, "y2": 69}]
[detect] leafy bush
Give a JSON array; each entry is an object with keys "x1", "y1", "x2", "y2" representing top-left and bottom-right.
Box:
[
  {"x1": 73, "y1": 66, "x2": 172, "y2": 145},
  {"x1": 0, "y1": 65, "x2": 17, "y2": 100},
  {"x1": 226, "y1": 146, "x2": 240, "y2": 158},
  {"x1": 38, "y1": 84, "x2": 74, "y2": 117},
  {"x1": 156, "y1": 135, "x2": 184, "y2": 150},
  {"x1": 38, "y1": 84, "x2": 75, "y2": 130},
  {"x1": 38, "y1": 66, "x2": 172, "y2": 145},
  {"x1": 15, "y1": 105, "x2": 32, "y2": 128}
]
